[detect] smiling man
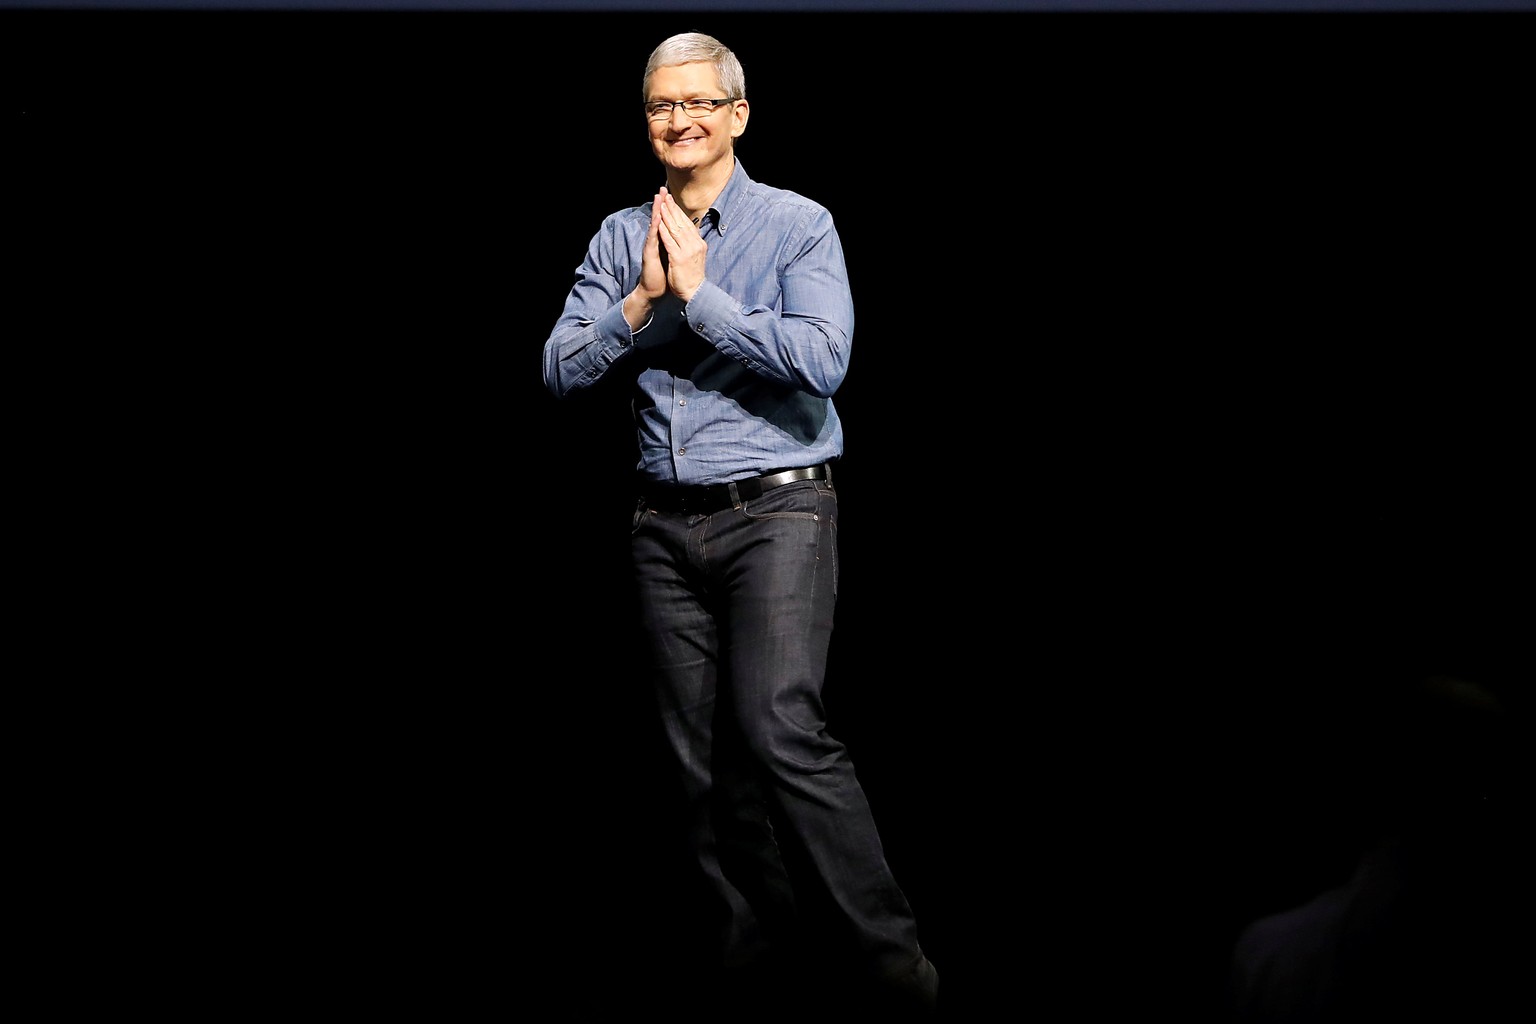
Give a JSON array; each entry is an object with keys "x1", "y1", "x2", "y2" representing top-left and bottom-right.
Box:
[{"x1": 542, "y1": 30, "x2": 939, "y2": 1019}]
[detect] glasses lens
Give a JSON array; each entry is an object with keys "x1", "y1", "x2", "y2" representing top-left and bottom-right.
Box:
[{"x1": 648, "y1": 99, "x2": 732, "y2": 120}]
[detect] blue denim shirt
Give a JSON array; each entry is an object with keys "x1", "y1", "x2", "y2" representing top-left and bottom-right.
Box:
[{"x1": 542, "y1": 160, "x2": 852, "y2": 487}]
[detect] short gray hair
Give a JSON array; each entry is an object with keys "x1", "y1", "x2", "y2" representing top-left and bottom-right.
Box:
[{"x1": 642, "y1": 32, "x2": 746, "y2": 102}]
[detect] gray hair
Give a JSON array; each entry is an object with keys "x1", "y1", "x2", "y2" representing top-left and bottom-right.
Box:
[{"x1": 642, "y1": 32, "x2": 746, "y2": 102}]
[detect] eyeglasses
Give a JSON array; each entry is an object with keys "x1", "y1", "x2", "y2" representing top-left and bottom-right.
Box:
[{"x1": 644, "y1": 97, "x2": 740, "y2": 121}]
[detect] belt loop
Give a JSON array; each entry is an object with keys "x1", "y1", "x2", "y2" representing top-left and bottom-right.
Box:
[
  {"x1": 823, "y1": 461, "x2": 833, "y2": 485},
  {"x1": 727, "y1": 481, "x2": 743, "y2": 509}
]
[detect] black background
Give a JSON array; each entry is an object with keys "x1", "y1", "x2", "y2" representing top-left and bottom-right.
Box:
[{"x1": 14, "y1": 6, "x2": 1531, "y2": 1019}]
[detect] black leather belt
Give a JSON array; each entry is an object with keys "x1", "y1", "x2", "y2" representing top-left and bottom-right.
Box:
[{"x1": 641, "y1": 463, "x2": 832, "y2": 515}]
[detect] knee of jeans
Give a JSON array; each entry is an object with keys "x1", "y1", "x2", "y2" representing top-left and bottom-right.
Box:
[{"x1": 742, "y1": 711, "x2": 842, "y2": 772}]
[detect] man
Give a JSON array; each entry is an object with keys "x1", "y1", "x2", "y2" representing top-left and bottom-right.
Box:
[{"x1": 542, "y1": 31, "x2": 938, "y2": 1016}]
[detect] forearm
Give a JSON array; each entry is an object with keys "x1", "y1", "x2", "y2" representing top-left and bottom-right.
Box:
[
  {"x1": 683, "y1": 279, "x2": 852, "y2": 399},
  {"x1": 542, "y1": 302, "x2": 640, "y2": 398}
]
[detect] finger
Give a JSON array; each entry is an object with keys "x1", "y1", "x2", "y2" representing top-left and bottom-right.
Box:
[{"x1": 661, "y1": 190, "x2": 688, "y2": 227}]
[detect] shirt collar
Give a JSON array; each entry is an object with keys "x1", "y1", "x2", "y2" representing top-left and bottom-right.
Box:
[{"x1": 705, "y1": 158, "x2": 750, "y2": 238}]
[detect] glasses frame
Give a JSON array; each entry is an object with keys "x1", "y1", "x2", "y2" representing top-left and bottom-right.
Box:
[{"x1": 644, "y1": 97, "x2": 741, "y2": 121}]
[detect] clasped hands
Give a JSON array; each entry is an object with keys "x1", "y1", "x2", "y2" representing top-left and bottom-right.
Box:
[{"x1": 638, "y1": 186, "x2": 707, "y2": 306}]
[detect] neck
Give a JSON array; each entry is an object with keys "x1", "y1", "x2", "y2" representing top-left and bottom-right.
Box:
[{"x1": 666, "y1": 160, "x2": 733, "y2": 224}]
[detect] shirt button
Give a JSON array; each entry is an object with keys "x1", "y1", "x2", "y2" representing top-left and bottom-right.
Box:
[
  {"x1": 678, "y1": 400, "x2": 686, "y2": 407},
  {"x1": 677, "y1": 448, "x2": 686, "y2": 455}
]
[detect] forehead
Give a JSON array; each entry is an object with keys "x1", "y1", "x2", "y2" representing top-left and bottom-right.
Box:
[{"x1": 647, "y1": 62, "x2": 723, "y2": 99}]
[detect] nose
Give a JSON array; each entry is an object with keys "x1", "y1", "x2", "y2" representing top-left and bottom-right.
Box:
[{"x1": 667, "y1": 104, "x2": 693, "y2": 128}]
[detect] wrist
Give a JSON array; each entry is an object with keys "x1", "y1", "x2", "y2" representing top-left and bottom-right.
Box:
[{"x1": 623, "y1": 291, "x2": 654, "y2": 334}]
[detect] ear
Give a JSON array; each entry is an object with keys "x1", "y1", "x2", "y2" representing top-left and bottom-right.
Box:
[{"x1": 730, "y1": 99, "x2": 750, "y2": 139}]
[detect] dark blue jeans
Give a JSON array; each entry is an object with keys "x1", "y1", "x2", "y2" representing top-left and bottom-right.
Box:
[{"x1": 630, "y1": 477, "x2": 925, "y2": 986}]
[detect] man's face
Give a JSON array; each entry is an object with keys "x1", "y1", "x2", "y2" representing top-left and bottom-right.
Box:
[{"x1": 646, "y1": 62, "x2": 747, "y2": 176}]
